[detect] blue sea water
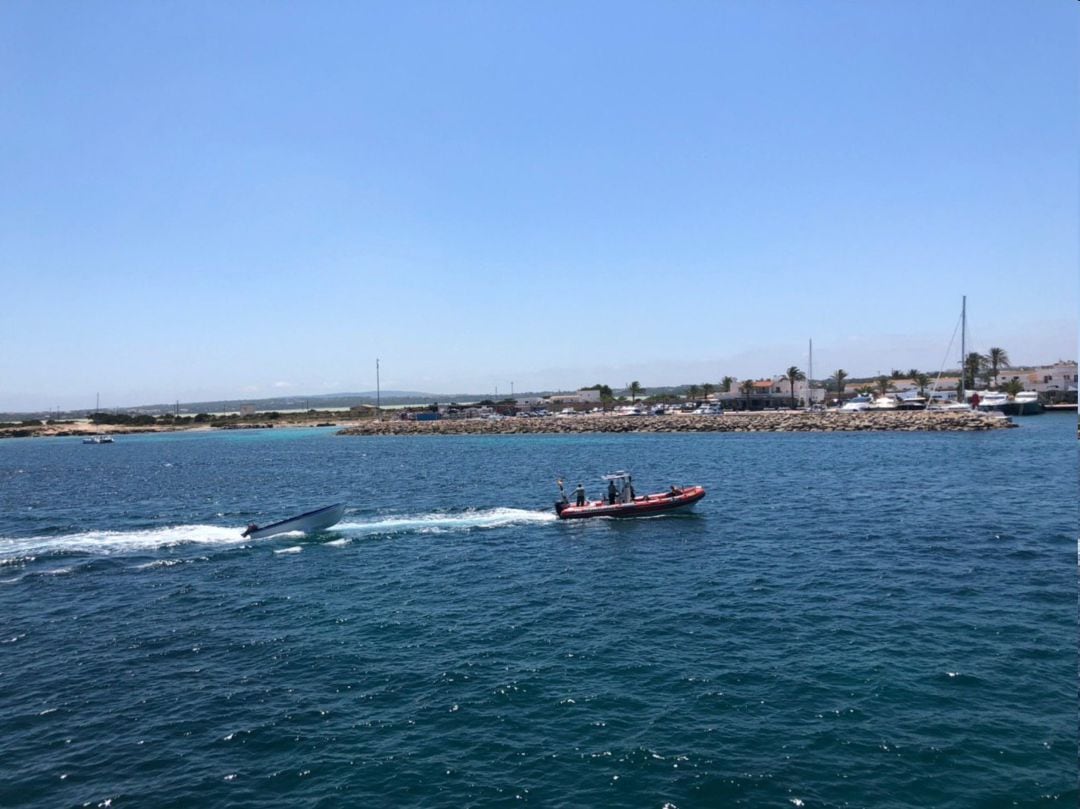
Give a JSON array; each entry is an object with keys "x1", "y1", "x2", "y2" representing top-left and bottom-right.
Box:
[{"x1": 0, "y1": 416, "x2": 1075, "y2": 808}]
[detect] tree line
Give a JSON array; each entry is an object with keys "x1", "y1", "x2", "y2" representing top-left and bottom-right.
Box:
[{"x1": 579, "y1": 346, "x2": 1015, "y2": 409}]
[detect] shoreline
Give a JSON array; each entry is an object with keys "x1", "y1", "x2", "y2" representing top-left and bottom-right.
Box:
[{"x1": 0, "y1": 410, "x2": 1025, "y2": 440}]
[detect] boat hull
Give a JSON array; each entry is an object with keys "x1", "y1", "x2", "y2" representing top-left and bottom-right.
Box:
[
  {"x1": 555, "y1": 486, "x2": 706, "y2": 519},
  {"x1": 1001, "y1": 401, "x2": 1044, "y2": 416},
  {"x1": 244, "y1": 503, "x2": 347, "y2": 539}
]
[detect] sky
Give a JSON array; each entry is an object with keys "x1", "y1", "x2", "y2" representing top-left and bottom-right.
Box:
[{"x1": 1, "y1": 1, "x2": 1076, "y2": 410}]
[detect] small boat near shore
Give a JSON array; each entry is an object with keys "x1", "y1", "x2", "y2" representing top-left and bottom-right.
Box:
[
  {"x1": 82, "y1": 434, "x2": 114, "y2": 444},
  {"x1": 555, "y1": 473, "x2": 705, "y2": 519},
  {"x1": 242, "y1": 503, "x2": 346, "y2": 539}
]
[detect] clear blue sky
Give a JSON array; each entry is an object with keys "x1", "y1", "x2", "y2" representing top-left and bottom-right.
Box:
[{"x1": 1, "y1": 1, "x2": 1076, "y2": 410}]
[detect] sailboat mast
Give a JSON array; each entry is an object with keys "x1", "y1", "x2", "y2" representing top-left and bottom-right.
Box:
[
  {"x1": 808, "y1": 338, "x2": 813, "y2": 409},
  {"x1": 960, "y1": 296, "x2": 966, "y2": 402}
]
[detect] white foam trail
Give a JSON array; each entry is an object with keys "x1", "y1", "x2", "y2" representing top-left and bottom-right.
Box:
[
  {"x1": 336, "y1": 507, "x2": 557, "y2": 536},
  {"x1": 0, "y1": 507, "x2": 556, "y2": 562},
  {"x1": 0, "y1": 524, "x2": 244, "y2": 561},
  {"x1": 274, "y1": 546, "x2": 303, "y2": 555}
]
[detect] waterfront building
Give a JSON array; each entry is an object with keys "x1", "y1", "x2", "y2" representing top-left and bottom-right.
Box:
[
  {"x1": 546, "y1": 390, "x2": 602, "y2": 405},
  {"x1": 992, "y1": 361, "x2": 1077, "y2": 400},
  {"x1": 717, "y1": 377, "x2": 824, "y2": 410}
]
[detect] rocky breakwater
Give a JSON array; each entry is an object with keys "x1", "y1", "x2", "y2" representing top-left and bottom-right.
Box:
[{"x1": 338, "y1": 410, "x2": 1014, "y2": 436}]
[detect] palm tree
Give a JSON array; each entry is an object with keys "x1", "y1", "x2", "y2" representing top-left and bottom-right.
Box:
[
  {"x1": 785, "y1": 366, "x2": 805, "y2": 408},
  {"x1": 721, "y1": 376, "x2": 734, "y2": 393},
  {"x1": 739, "y1": 379, "x2": 755, "y2": 411},
  {"x1": 687, "y1": 384, "x2": 700, "y2": 403},
  {"x1": 875, "y1": 375, "x2": 893, "y2": 396},
  {"x1": 832, "y1": 369, "x2": 848, "y2": 401},
  {"x1": 986, "y1": 347, "x2": 1010, "y2": 388},
  {"x1": 1002, "y1": 377, "x2": 1024, "y2": 399},
  {"x1": 963, "y1": 352, "x2": 985, "y2": 391},
  {"x1": 628, "y1": 381, "x2": 644, "y2": 403},
  {"x1": 913, "y1": 373, "x2": 931, "y2": 397},
  {"x1": 701, "y1": 382, "x2": 715, "y2": 402}
]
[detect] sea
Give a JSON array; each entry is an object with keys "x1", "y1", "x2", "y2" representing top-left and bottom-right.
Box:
[{"x1": 0, "y1": 414, "x2": 1075, "y2": 808}]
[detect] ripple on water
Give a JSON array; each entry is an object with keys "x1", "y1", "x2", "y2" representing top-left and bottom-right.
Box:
[{"x1": 0, "y1": 424, "x2": 1074, "y2": 808}]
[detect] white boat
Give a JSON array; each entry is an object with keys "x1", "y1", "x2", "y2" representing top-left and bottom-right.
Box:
[
  {"x1": 693, "y1": 404, "x2": 724, "y2": 415},
  {"x1": 972, "y1": 390, "x2": 1008, "y2": 412},
  {"x1": 867, "y1": 395, "x2": 899, "y2": 410},
  {"x1": 1011, "y1": 391, "x2": 1044, "y2": 415},
  {"x1": 896, "y1": 394, "x2": 927, "y2": 410},
  {"x1": 974, "y1": 389, "x2": 1043, "y2": 416},
  {"x1": 926, "y1": 399, "x2": 969, "y2": 412},
  {"x1": 82, "y1": 434, "x2": 114, "y2": 444},
  {"x1": 838, "y1": 394, "x2": 872, "y2": 412},
  {"x1": 241, "y1": 503, "x2": 347, "y2": 539}
]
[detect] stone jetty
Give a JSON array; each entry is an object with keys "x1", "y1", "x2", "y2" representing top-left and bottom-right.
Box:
[{"x1": 338, "y1": 411, "x2": 1014, "y2": 436}]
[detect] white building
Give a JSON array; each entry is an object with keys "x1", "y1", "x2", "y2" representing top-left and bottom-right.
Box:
[
  {"x1": 717, "y1": 377, "x2": 825, "y2": 409},
  {"x1": 547, "y1": 389, "x2": 602, "y2": 404},
  {"x1": 993, "y1": 361, "x2": 1077, "y2": 395}
]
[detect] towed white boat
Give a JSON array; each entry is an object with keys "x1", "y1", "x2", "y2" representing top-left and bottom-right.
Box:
[{"x1": 242, "y1": 503, "x2": 346, "y2": 539}]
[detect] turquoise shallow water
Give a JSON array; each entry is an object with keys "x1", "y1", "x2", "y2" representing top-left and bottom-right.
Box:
[{"x1": 0, "y1": 416, "x2": 1075, "y2": 807}]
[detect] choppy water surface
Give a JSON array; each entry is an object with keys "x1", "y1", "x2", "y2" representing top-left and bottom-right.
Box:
[{"x1": 1, "y1": 417, "x2": 1075, "y2": 807}]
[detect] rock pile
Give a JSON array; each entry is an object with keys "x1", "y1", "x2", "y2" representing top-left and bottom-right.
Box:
[{"x1": 338, "y1": 411, "x2": 1014, "y2": 437}]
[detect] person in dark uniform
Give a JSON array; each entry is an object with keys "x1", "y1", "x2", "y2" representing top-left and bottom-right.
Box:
[
  {"x1": 574, "y1": 483, "x2": 586, "y2": 507},
  {"x1": 607, "y1": 479, "x2": 618, "y2": 504}
]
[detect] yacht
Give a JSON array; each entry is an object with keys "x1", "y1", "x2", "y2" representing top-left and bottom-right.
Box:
[
  {"x1": 867, "y1": 395, "x2": 899, "y2": 410},
  {"x1": 975, "y1": 390, "x2": 1043, "y2": 416},
  {"x1": 838, "y1": 394, "x2": 872, "y2": 412},
  {"x1": 896, "y1": 393, "x2": 927, "y2": 410},
  {"x1": 926, "y1": 397, "x2": 969, "y2": 412}
]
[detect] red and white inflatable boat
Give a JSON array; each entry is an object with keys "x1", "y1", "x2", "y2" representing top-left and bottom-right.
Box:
[{"x1": 555, "y1": 474, "x2": 706, "y2": 519}]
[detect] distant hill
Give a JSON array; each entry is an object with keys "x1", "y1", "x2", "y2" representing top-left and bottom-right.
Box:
[
  {"x1": 3, "y1": 374, "x2": 978, "y2": 420},
  {"x1": 136, "y1": 391, "x2": 465, "y2": 415},
  {"x1": 6, "y1": 390, "x2": 570, "y2": 419}
]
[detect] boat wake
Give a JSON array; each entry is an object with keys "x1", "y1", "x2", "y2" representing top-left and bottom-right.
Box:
[
  {"x1": 0, "y1": 508, "x2": 556, "y2": 567},
  {"x1": 0, "y1": 524, "x2": 245, "y2": 566},
  {"x1": 335, "y1": 507, "x2": 557, "y2": 538}
]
